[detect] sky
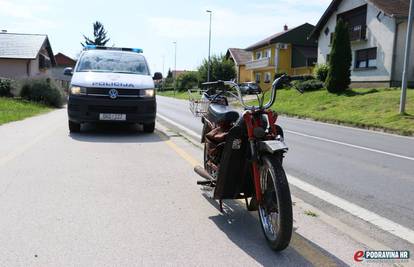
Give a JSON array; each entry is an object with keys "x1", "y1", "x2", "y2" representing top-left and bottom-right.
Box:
[{"x1": 0, "y1": 0, "x2": 331, "y2": 76}]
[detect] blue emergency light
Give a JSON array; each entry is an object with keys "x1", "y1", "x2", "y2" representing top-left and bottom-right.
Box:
[{"x1": 84, "y1": 45, "x2": 143, "y2": 53}]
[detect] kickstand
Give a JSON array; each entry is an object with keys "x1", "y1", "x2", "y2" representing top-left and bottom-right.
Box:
[
  {"x1": 244, "y1": 197, "x2": 249, "y2": 209},
  {"x1": 219, "y1": 200, "x2": 223, "y2": 212}
]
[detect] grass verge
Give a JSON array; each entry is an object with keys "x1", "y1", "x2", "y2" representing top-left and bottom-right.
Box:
[
  {"x1": 0, "y1": 97, "x2": 52, "y2": 125},
  {"x1": 158, "y1": 90, "x2": 189, "y2": 100},
  {"x1": 267, "y1": 88, "x2": 414, "y2": 136}
]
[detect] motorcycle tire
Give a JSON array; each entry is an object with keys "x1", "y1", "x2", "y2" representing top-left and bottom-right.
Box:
[{"x1": 257, "y1": 154, "x2": 293, "y2": 251}]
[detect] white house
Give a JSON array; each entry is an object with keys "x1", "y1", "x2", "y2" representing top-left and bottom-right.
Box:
[
  {"x1": 310, "y1": 0, "x2": 412, "y2": 87},
  {"x1": 0, "y1": 32, "x2": 56, "y2": 79}
]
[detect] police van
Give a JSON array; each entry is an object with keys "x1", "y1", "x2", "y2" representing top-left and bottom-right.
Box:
[{"x1": 64, "y1": 46, "x2": 162, "y2": 133}]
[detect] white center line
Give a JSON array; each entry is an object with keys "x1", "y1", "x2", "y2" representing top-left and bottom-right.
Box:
[{"x1": 286, "y1": 129, "x2": 414, "y2": 161}]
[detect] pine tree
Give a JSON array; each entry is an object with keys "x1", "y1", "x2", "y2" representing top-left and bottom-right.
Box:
[
  {"x1": 325, "y1": 19, "x2": 352, "y2": 93},
  {"x1": 81, "y1": 21, "x2": 110, "y2": 47},
  {"x1": 167, "y1": 69, "x2": 173, "y2": 79}
]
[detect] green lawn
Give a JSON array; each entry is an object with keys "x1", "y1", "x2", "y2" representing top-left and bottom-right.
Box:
[
  {"x1": 158, "y1": 90, "x2": 189, "y2": 100},
  {"x1": 268, "y1": 88, "x2": 414, "y2": 136},
  {"x1": 0, "y1": 97, "x2": 52, "y2": 125},
  {"x1": 159, "y1": 87, "x2": 414, "y2": 136}
]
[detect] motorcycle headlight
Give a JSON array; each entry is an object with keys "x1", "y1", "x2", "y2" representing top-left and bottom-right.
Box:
[
  {"x1": 70, "y1": 86, "x2": 86, "y2": 95},
  {"x1": 142, "y1": 89, "x2": 155, "y2": 98}
]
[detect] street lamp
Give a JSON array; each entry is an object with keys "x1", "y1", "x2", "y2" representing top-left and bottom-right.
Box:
[
  {"x1": 400, "y1": 0, "x2": 414, "y2": 114},
  {"x1": 206, "y1": 10, "x2": 212, "y2": 82},
  {"x1": 173, "y1": 41, "x2": 177, "y2": 96}
]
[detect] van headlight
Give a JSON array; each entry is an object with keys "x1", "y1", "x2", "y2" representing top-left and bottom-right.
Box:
[
  {"x1": 70, "y1": 86, "x2": 86, "y2": 95},
  {"x1": 142, "y1": 89, "x2": 155, "y2": 97}
]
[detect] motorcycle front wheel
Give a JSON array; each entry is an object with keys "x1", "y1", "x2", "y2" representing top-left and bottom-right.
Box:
[{"x1": 258, "y1": 154, "x2": 293, "y2": 251}]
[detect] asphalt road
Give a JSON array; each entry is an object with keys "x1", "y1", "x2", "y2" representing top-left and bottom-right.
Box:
[
  {"x1": 157, "y1": 95, "x2": 414, "y2": 231},
  {"x1": 1, "y1": 109, "x2": 363, "y2": 266}
]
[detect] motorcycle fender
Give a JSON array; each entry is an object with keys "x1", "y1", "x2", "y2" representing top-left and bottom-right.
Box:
[{"x1": 258, "y1": 140, "x2": 288, "y2": 154}]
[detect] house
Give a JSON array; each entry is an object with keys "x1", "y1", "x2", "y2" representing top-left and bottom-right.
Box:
[
  {"x1": 0, "y1": 32, "x2": 56, "y2": 79},
  {"x1": 310, "y1": 0, "x2": 412, "y2": 87},
  {"x1": 55, "y1": 53, "x2": 76, "y2": 67},
  {"x1": 225, "y1": 48, "x2": 253, "y2": 83},
  {"x1": 50, "y1": 53, "x2": 77, "y2": 84},
  {"x1": 245, "y1": 23, "x2": 318, "y2": 90}
]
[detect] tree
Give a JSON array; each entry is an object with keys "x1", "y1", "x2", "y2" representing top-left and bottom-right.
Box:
[
  {"x1": 325, "y1": 19, "x2": 352, "y2": 93},
  {"x1": 82, "y1": 21, "x2": 110, "y2": 47},
  {"x1": 167, "y1": 69, "x2": 173, "y2": 79},
  {"x1": 198, "y1": 55, "x2": 236, "y2": 82}
]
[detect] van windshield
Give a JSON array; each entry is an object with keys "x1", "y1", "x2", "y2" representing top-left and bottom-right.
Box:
[{"x1": 76, "y1": 50, "x2": 149, "y2": 75}]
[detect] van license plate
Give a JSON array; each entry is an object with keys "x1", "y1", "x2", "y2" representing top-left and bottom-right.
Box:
[{"x1": 99, "y1": 113, "x2": 126, "y2": 121}]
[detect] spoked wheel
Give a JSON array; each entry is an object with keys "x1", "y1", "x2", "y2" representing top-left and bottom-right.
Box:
[{"x1": 258, "y1": 155, "x2": 293, "y2": 251}]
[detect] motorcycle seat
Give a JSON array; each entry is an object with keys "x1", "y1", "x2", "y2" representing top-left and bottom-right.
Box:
[{"x1": 208, "y1": 104, "x2": 239, "y2": 123}]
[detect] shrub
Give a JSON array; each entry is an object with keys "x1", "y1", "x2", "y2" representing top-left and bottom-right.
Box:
[
  {"x1": 325, "y1": 19, "x2": 352, "y2": 93},
  {"x1": 0, "y1": 78, "x2": 13, "y2": 97},
  {"x1": 290, "y1": 74, "x2": 314, "y2": 81},
  {"x1": 292, "y1": 79, "x2": 324, "y2": 92},
  {"x1": 177, "y1": 71, "x2": 199, "y2": 91},
  {"x1": 314, "y1": 64, "x2": 329, "y2": 82},
  {"x1": 20, "y1": 78, "x2": 65, "y2": 107}
]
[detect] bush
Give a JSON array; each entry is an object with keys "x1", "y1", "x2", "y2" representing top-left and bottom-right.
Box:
[
  {"x1": 290, "y1": 74, "x2": 314, "y2": 81},
  {"x1": 314, "y1": 64, "x2": 329, "y2": 82},
  {"x1": 292, "y1": 79, "x2": 324, "y2": 92},
  {"x1": 0, "y1": 78, "x2": 13, "y2": 97},
  {"x1": 326, "y1": 19, "x2": 352, "y2": 93},
  {"x1": 20, "y1": 78, "x2": 65, "y2": 107},
  {"x1": 177, "y1": 71, "x2": 199, "y2": 91}
]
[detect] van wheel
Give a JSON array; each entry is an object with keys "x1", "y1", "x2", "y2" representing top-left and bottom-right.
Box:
[
  {"x1": 69, "y1": 120, "x2": 81, "y2": 133},
  {"x1": 143, "y1": 122, "x2": 155, "y2": 133}
]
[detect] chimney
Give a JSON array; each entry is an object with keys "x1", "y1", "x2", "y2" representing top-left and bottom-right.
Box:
[{"x1": 284, "y1": 25, "x2": 288, "y2": 31}]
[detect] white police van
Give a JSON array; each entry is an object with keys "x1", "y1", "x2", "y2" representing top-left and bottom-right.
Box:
[{"x1": 64, "y1": 45, "x2": 162, "y2": 133}]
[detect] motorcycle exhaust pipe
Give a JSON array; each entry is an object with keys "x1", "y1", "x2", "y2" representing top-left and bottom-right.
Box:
[{"x1": 194, "y1": 165, "x2": 214, "y2": 182}]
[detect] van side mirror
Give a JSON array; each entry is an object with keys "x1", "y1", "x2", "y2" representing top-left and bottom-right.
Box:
[
  {"x1": 63, "y1": 67, "x2": 73, "y2": 76},
  {"x1": 153, "y1": 72, "x2": 163, "y2": 80}
]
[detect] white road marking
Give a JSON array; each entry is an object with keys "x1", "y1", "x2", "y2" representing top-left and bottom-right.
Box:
[
  {"x1": 288, "y1": 175, "x2": 414, "y2": 244},
  {"x1": 286, "y1": 129, "x2": 414, "y2": 161},
  {"x1": 156, "y1": 115, "x2": 414, "y2": 244}
]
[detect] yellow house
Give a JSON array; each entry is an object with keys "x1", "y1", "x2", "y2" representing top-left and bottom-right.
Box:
[
  {"x1": 225, "y1": 48, "x2": 253, "y2": 84},
  {"x1": 245, "y1": 23, "x2": 318, "y2": 90}
]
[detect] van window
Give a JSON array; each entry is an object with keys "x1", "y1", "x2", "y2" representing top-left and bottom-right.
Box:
[{"x1": 76, "y1": 50, "x2": 149, "y2": 75}]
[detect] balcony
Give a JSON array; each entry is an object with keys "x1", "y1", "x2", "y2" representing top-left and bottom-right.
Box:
[
  {"x1": 246, "y1": 57, "x2": 272, "y2": 70},
  {"x1": 349, "y1": 25, "x2": 367, "y2": 42}
]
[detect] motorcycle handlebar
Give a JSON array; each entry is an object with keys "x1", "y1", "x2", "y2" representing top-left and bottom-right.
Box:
[{"x1": 223, "y1": 75, "x2": 286, "y2": 110}]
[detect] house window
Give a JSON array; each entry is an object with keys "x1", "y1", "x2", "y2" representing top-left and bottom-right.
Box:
[
  {"x1": 255, "y1": 73, "x2": 261, "y2": 83},
  {"x1": 355, "y1": 47, "x2": 377, "y2": 69},
  {"x1": 330, "y1": 33, "x2": 334, "y2": 45},
  {"x1": 256, "y1": 51, "x2": 262, "y2": 60},
  {"x1": 264, "y1": 72, "x2": 271, "y2": 83},
  {"x1": 324, "y1": 27, "x2": 330, "y2": 36},
  {"x1": 326, "y1": 54, "x2": 330, "y2": 63},
  {"x1": 264, "y1": 49, "x2": 271, "y2": 58},
  {"x1": 337, "y1": 5, "x2": 367, "y2": 41}
]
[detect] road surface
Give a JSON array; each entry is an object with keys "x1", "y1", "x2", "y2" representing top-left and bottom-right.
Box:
[
  {"x1": 0, "y1": 108, "x2": 365, "y2": 266},
  {"x1": 157, "y1": 95, "x2": 414, "y2": 234}
]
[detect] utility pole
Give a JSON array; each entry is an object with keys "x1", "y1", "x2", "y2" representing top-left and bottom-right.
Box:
[
  {"x1": 400, "y1": 0, "x2": 414, "y2": 114},
  {"x1": 173, "y1": 41, "x2": 177, "y2": 96},
  {"x1": 206, "y1": 10, "x2": 212, "y2": 82}
]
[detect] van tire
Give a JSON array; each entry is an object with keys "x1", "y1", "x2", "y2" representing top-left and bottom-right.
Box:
[
  {"x1": 69, "y1": 120, "x2": 81, "y2": 133},
  {"x1": 143, "y1": 122, "x2": 155, "y2": 133}
]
